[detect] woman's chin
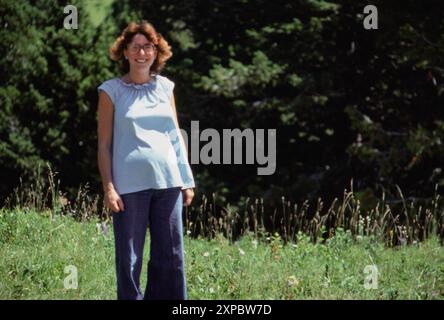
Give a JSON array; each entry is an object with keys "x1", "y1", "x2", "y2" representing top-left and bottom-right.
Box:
[{"x1": 130, "y1": 62, "x2": 152, "y2": 70}]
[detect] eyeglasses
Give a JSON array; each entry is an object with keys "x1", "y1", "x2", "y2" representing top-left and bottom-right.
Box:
[{"x1": 128, "y1": 43, "x2": 156, "y2": 53}]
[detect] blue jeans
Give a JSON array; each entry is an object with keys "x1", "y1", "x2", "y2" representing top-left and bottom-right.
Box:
[{"x1": 112, "y1": 187, "x2": 187, "y2": 300}]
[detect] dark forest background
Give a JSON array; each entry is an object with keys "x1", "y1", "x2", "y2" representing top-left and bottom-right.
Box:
[{"x1": 1, "y1": 0, "x2": 444, "y2": 211}]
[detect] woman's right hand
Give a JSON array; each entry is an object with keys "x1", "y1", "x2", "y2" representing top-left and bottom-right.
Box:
[{"x1": 105, "y1": 189, "x2": 125, "y2": 213}]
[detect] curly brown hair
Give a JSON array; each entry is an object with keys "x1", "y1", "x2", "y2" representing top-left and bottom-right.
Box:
[{"x1": 109, "y1": 20, "x2": 173, "y2": 75}]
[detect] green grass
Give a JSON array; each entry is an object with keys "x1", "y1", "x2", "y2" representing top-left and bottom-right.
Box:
[{"x1": 0, "y1": 208, "x2": 443, "y2": 300}]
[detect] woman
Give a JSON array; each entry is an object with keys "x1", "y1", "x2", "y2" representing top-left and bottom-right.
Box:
[{"x1": 97, "y1": 20, "x2": 195, "y2": 300}]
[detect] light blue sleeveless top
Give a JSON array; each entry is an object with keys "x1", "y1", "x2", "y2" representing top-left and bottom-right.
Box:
[{"x1": 98, "y1": 74, "x2": 195, "y2": 195}]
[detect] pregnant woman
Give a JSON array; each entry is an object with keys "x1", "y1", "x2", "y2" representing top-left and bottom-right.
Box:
[{"x1": 97, "y1": 20, "x2": 195, "y2": 300}]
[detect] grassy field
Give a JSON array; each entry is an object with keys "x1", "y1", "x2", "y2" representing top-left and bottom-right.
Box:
[{"x1": 0, "y1": 208, "x2": 443, "y2": 300}]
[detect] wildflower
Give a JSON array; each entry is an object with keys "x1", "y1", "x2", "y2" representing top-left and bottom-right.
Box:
[
  {"x1": 239, "y1": 248, "x2": 245, "y2": 256},
  {"x1": 287, "y1": 275, "x2": 300, "y2": 287},
  {"x1": 203, "y1": 252, "x2": 210, "y2": 257},
  {"x1": 59, "y1": 196, "x2": 69, "y2": 206},
  {"x1": 96, "y1": 222, "x2": 109, "y2": 236},
  {"x1": 101, "y1": 222, "x2": 109, "y2": 236}
]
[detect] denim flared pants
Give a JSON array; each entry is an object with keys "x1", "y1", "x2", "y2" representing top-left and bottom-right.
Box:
[{"x1": 112, "y1": 187, "x2": 187, "y2": 300}]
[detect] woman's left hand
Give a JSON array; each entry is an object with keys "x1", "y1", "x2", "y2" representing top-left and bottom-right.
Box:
[{"x1": 182, "y1": 188, "x2": 195, "y2": 207}]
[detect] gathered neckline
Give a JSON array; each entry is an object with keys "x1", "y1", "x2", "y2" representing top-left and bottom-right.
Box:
[{"x1": 117, "y1": 75, "x2": 158, "y2": 89}]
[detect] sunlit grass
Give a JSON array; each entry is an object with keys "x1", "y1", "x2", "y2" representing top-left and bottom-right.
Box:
[{"x1": 0, "y1": 209, "x2": 443, "y2": 300}]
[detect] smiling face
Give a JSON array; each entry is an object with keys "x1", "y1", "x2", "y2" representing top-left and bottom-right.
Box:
[{"x1": 124, "y1": 33, "x2": 157, "y2": 73}]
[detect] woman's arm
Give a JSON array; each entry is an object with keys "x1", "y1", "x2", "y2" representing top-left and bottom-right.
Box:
[
  {"x1": 170, "y1": 93, "x2": 195, "y2": 206},
  {"x1": 97, "y1": 91, "x2": 125, "y2": 212},
  {"x1": 170, "y1": 93, "x2": 189, "y2": 159}
]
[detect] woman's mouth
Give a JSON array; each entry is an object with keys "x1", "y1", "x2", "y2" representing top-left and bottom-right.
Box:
[{"x1": 135, "y1": 59, "x2": 147, "y2": 63}]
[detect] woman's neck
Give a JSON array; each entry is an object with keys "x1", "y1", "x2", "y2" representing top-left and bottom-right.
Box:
[{"x1": 126, "y1": 70, "x2": 152, "y2": 84}]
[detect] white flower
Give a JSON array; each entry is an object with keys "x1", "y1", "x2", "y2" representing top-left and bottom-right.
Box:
[
  {"x1": 287, "y1": 276, "x2": 300, "y2": 287},
  {"x1": 100, "y1": 222, "x2": 109, "y2": 236},
  {"x1": 96, "y1": 222, "x2": 109, "y2": 236},
  {"x1": 203, "y1": 252, "x2": 210, "y2": 257},
  {"x1": 238, "y1": 248, "x2": 245, "y2": 256}
]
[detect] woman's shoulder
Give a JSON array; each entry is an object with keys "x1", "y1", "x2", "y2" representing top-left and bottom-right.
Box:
[
  {"x1": 97, "y1": 78, "x2": 122, "y2": 104},
  {"x1": 98, "y1": 77, "x2": 121, "y2": 91},
  {"x1": 155, "y1": 74, "x2": 175, "y2": 92},
  {"x1": 99, "y1": 77, "x2": 120, "y2": 87},
  {"x1": 155, "y1": 74, "x2": 172, "y2": 82}
]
